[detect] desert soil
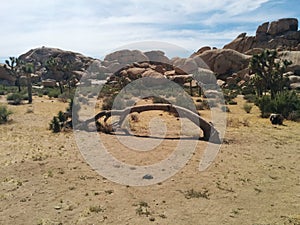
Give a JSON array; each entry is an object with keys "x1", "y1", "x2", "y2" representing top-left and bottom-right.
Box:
[{"x1": 0, "y1": 95, "x2": 299, "y2": 225}]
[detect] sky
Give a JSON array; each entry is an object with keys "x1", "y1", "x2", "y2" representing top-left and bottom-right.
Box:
[{"x1": 0, "y1": 0, "x2": 299, "y2": 61}]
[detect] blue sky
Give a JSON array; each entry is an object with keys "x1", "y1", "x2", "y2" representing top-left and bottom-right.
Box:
[{"x1": 0, "y1": 0, "x2": 299, "y2": 61}]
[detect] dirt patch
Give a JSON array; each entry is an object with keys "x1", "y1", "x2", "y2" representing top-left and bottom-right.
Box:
[{"x1": 0, "y1": 96, "x2": 299, "y2": 225}]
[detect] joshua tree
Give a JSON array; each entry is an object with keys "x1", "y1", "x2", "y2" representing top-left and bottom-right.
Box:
[
  {"x1": 22, "y1": 63, "x2": 34, "y2": 104},
  {"x1": 249, "y1": 50, "x2": 291, "y2": 99},
  {"x1": 4, "y1": 57, "x2": 22, "y2": 92},
  {"x1": 45, "y1": 57, "x2": 64, "y2": 93},
  {"x1": 45, "y1": 57, "x2": 77, "y2": 94}
]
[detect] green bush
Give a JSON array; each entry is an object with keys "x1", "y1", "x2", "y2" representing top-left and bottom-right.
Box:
[
  {"x1": 49, "y1": 116, "x2": 61, "y2": 133},
  {"x1": 0, "y1": 105, "x2": 13, "y2": 124},
  {"x1": 255, "y1": 95, "x2": 273, "y2": 118},
  {"x1": 255, "y1": 91, "x2": 300, "y2": 119},
  {"x1": 287, "y1": 111, "x2": 300, "y2": 121},
  {"x1": 58, "y1": 111, "x2": 66, "y2": 123},
  {"x1": 222, "y1": 89, "x2": 238, "y2": 102},
  {"x1": 243, "y1": 94, "x2": 257, "y2": 103},
  {"x1": 241, "y1": 85, "x2": 256, "y2": 96},
  {"x1": 58, "y1": 91, "x2": 74, "y2": 102},
  {"x1": 7, "y1": 93, "x2": 23, "y2": 105},
  {"x1": 228, "y1": 100, "x2": 237, "y2": 105},
  {"x1": 243, "y1": 103, "x2": 253, "y2": 113},
  {"x1": 22, "y1": 94, "x2": 29, "y2": 101},
  {"x1": 48, "y1": 89, "x2": 60, "y2": 98}
]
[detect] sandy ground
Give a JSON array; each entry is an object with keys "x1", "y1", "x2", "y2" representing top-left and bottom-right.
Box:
[{"x1": 0, "y1": 95, "x2": 299, "y2": 225}]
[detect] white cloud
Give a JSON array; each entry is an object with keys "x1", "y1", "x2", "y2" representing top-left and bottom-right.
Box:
[{"x1": 0, "y1": 0, "x2": 298, "y2": 61}]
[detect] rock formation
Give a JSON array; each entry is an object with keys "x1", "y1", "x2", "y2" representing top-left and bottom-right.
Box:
[
  {"x1": 1, "y1": 18, "x2": 299, "y2": 90},
  {"x1": 0, "y1": 64, "x2": 15, "y2": 85},
  {"x1": 194, "y1": 49, "x2": 251, "y2": 79},
  {"x1": 18, "y1": 46, "x2": 97, "y2": 81},
  {"x1": 224, "y1": 18, "x2": 300, "y2": 53}
]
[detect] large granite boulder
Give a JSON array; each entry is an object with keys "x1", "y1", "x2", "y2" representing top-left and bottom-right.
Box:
[
  {"x1": 171, "y1": 57, "x2": 199, "y2": 74},
  {"x1": 267, "y1": 18, "x2": 298, "y2": 36},
  {"x1": 0, "y1": 64, "x2": 15, "y2": 85},
  {"x1": 279, "y1": 51, "x2": 300, "y2": 75},
  {"x1": 144, "y1": 50, "x2": 170, "y2": 64},
  {"x1": 104, "y1": 49, "x2": 149, "y2": 65},
  {"x1": 196, "y1": 49, "x2": 251, "y2": 79},
  {"x1": 224, "y1": 18, "x2": 300, "y2": 53}
]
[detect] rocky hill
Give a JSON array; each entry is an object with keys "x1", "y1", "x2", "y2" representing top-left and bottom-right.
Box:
[
  {"x1": 0, "y1": 18, "x2": 299, "y2": 89},
  {"x1": 18, "y1": 46, "x2": 98, "y2": 81}
]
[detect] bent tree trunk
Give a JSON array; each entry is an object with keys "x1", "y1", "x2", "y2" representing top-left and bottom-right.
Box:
[{"x1": 77, "y1": 104, "x2": 221, "y2": 143}]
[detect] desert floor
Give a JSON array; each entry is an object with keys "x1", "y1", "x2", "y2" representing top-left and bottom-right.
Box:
[{"x1": 0, "y1": 95, "x2": 299, "y2": 225}]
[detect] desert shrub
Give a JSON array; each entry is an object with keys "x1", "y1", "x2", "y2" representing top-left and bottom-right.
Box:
[
  {"x1": 48, "y1": 89, "x2": 60, "y2": 98},
  {"x1": 241, "y1": 85, "x2": 256, "y2": 96},
  {"x1": 42, "y1": 89, "x2": 49, "y2": 95},
  {"x1": 0, "y1": 90, "x2": 5, "y2": 95},
  {"x1": 287, "y1": 111, "x2": 300, "y2": 121},
  {"x1": 58, "y1": 111, "x2": 66, "y2": 123},
  {"x1": 222, "y1": 89, "x2": 238, "y2": 102},
  {"x1": 243, "y1": 94, "x2": 257, "y2": 103},
  {"x1": 49, "y1": 116, "x2": 61, "y2": 133},
  {"x1": 49, "y1": 110, "x2": 69, "y2": 133},
  {"x1": 7, "y1": 93, "x2": 23, "y2": 105},
  {"x1": 255, "y1": 91, "x2": 300, "y2": 119},
  {"x1": 243, "y1": 103, "x2": 253, "y2": 113},
  {"x1": 228, "y1": 100, "x2": 237, "y2": 105},
  {"x1": 273, "y1": 91, "x2": 300, "y2": 119},
  {"x1": 255, "y1": 95, "x2": 273, "y2": 118},
  {"x1": 22, "y1": 94, "x2": 29, "y2": 101},
  {"x1": 0, "y1": 105, "x2": 12, "y2": 124}
]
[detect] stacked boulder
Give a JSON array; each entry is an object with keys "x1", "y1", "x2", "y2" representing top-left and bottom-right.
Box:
[{"x1": 224, "y1": 18, "x2": 300, "y2": 53}]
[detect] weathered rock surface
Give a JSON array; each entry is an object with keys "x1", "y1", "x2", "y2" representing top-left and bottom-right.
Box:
[
  {"x1": 144, "y1": 50, "x2": 170, "y2": 64},
  {"x1": 224, "y1": 18, "x2": 300, "y2": 53},
  {"x1": 196, "y1": 49, "x2": 251, "y2": 79},
  {"x1": 18, "y1": 46, "x2": 96, "y2": 81},
  {"x1": 104, "y1": 49, "x2": 149, "y2": 65},
  {"x1": 279, "y1": 51, "x2": 300, "y2": 75},
  {"x1": 0, "y1": 64, "x2": 15, "y2": 85}
]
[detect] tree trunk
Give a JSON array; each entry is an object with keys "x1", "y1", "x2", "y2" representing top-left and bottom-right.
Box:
[
  {"x1": 16, "y1": 77, "x2": 21, "y2": 92},
  {"x1": 79, "y1": 104, "x2": 221, "y2": 143},
  {"x1": 58, "y1": 82, "x2": 64, "y2": 94}
]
